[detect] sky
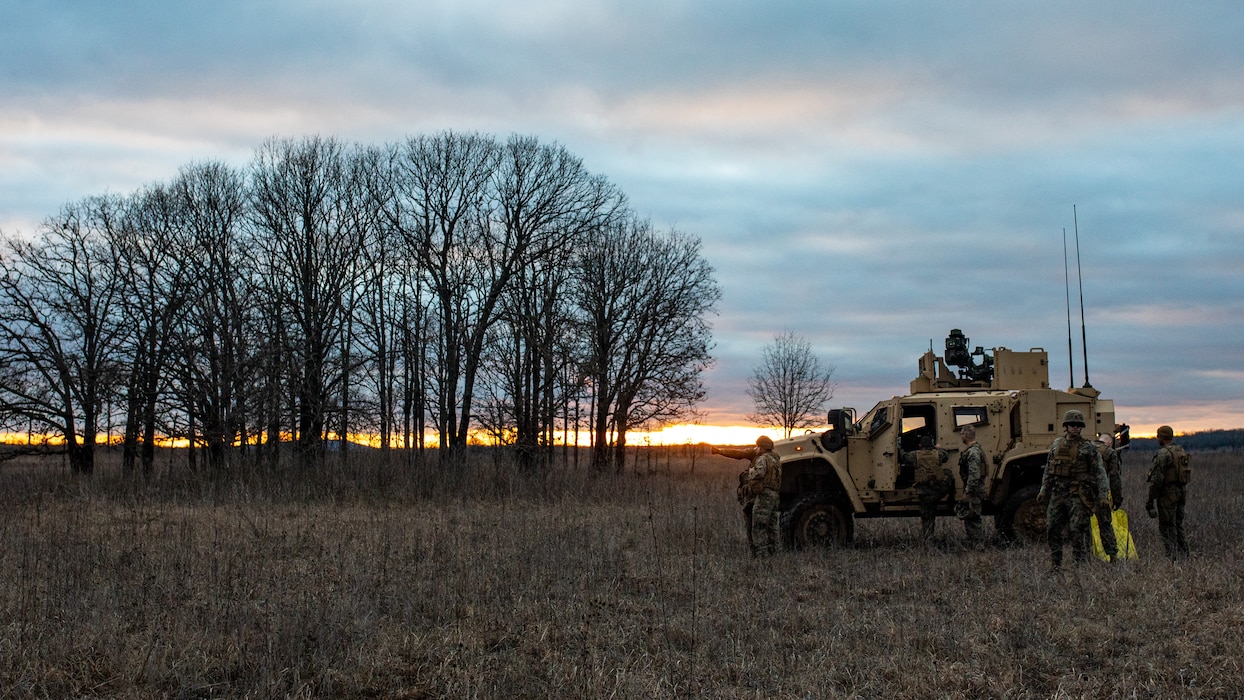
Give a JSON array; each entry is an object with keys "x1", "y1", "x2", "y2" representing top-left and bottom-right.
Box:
[{"x1": 3, "y1": 1, "x2": 1243, "y2": 441}]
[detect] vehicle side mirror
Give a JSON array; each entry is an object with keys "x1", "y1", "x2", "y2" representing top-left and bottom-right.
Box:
[{"x1": 823, "y1": 409, "x2": 850, "y2": 452}]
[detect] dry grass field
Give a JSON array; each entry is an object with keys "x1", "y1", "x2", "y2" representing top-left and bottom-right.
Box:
[{"x1": 1, "y1": 446, "x2": 1241, "y2": 698}]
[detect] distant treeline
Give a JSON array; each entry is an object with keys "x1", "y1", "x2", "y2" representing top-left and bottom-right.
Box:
[
  {"x1": 1127, "y1": 429, "x2": 1244, "y2": 451},
  {"x1": 0, "y1": 132, "x2": 721, "y2": 476}
]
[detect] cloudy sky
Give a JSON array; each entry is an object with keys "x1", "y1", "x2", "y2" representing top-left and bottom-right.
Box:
[{"x1": 3, "y1": 2, "x2": 1242, "y2": 439}]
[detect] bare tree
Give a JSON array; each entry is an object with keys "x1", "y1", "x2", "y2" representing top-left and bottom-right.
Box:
[
  {"x1": 249, "y1": 136, "x2": 367, "y2": 467},
  {"x1": 114, "y1": 184, "x2": 198, "y2": 476},
  {"x1": 381, "y1": 131, "x2": 498, "y2": 456},
  {"x1": 485, "y1": 260, "x2": 566, "y2": 461},
  {"x1": 0, "y1": 198, "x2": 128, "y2": 474},
  {"x1": 168, "y1": 161, "x2": 254, "y2": 472},
  {"x1": 575, "y1": 218, "x2": 719, "y2": 472},
  {"x1": 352, "y1": 145, "x2": 406, "y2": 453},
  {"x1": 398, "y1": 264, "x2": 429, "y2": 456},
  {"x1": 746, "y1": 330, "x2": 836, "y2": 438},
  {"x1": 327, "y1": 149, "x2": 383, "y2": 461},
  {"x1": 489, "y1": 136, "x2": 625, "y2": 468}
]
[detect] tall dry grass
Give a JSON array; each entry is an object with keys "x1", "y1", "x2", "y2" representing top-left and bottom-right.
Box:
[{"x1": 0, "y1": 447, "x2": 1241, "y2": 698}]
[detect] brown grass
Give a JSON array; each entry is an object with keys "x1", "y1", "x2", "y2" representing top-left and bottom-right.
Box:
[{"x1": 0, "y1": 447, "x2": 1241, "y2": 698}]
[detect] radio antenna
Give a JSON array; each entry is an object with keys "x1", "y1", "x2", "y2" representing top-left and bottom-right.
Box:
[
  {"x1": 1062, "y1": 227, "x2": 1074, "y2": 388},
  {"x1": 1074, "y1": 205, "x2": 1091, "y2": 388}
]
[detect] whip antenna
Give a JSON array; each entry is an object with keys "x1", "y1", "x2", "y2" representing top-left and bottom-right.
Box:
[
  {"x1": 1063, "y1": 227, "x2": 1074, "y2": 388},
  {"x1": 1074, "y1": 205, "x2": 1091, "y2": 388}
]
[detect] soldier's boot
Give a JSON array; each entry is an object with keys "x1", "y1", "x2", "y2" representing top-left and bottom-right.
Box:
[
  {"x1": 1161, "y1": 534, "x2": 1178, "y2": 560},
  {"x1": 964, "y1": 517, "x2": 985, "y2": 551}
]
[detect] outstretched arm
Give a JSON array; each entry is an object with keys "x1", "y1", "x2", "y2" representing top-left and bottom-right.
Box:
[{"x1": 712, "y1": 445, "x2": 758, "y2": 461}]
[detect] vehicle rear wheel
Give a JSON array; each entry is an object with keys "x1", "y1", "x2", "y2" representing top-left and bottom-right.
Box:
[
  {"x1": 782, "y1": 494, "x2": 854, "y2": 548},
  {"x1": 997, "y1": 484, "x2": 1045, "y2": 544}
]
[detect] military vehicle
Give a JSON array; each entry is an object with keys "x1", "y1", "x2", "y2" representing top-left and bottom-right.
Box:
[{"x1": 774, "y1": 329, "x2": 1129, "y2": 547}]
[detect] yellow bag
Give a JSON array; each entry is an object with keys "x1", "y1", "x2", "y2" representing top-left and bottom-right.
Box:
[{"x1": 1091, "y1": 508, "x2": 1138, "y2": 561}]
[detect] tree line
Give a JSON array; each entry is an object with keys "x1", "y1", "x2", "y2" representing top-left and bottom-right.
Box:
[
  {"x1": 0, "y1": 132, "x2": 721, "y2": 475},
  {"x1": 1128, "y1": 429, "x2": 1244, "y2": 452}
]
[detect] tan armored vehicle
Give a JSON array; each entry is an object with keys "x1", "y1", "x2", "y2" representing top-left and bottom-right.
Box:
[{"x1": 775, "y1": 329, "x2": 1129, "y2": 546}]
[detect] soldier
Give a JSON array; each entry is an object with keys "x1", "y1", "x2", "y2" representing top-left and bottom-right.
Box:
[
  {"x1": 713, "y1": 436, "x2": 782, "y2": 557},
  {"x1": 1146, "y1": 425, "x2": 1191, "y2": 560},
  {"x1": 957, "y1": 424, "x2": 988, "y2": 549},
  {"x1": 1093, "y1": 433, "x2": 1124, "y2": 561},
  {"x1": 1037, "y1": 409, "x2": 1110, "y2": 570},
  {"x1": 901, "y1": 434, "x2": 952, "y2": 542}
]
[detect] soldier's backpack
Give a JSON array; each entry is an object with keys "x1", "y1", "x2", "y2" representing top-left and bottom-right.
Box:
[
  {"x1": 1164, "y1": 444, "x2": 1192, "y2": 485},
  {"x1": 915, "y1": 449, "x2": 944, "y2": 484}
]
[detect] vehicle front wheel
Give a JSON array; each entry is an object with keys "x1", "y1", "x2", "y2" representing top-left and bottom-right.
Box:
[
  {"x1": 782, "y1": 494, "x2": 854, "y2": 548},
  {"x1": 997, "y1": 484, "x2": 1046, "y2": 544}
]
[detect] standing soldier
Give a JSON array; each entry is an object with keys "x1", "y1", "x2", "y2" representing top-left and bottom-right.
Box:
[
  {"x1": 1037, "y1": 410, "x2": 1110, "y2": 570},
  {"x1": 713, "y1": 436, "x2": 782, "y2": 557},
  {"x1": 901, "y1": 435, "x2": 951, "y2": 543},
  {"x1": 957, "y1": 424, "x2": 988, "y2": 550},
  {"x1": 1146, "y1": 425, "x2": 1191, "y2": 560},
  {"x1": 1093, "y1": 433, "x2": 1124, "y2": 561}
]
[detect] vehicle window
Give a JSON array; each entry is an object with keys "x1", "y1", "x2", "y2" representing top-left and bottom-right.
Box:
[
  {"x1": 901, "y1": 415, "x2": 928, "y2": 435},
  {"x1": 954, "y1": 406, "x2": 988, "y2": 428},
  {"x1": 868, "y1": 407, "x2": 890, "y2": 436}
]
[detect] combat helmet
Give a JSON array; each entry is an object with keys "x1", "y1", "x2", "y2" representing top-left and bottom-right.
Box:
[
  {"x1": 1156, "y1": 425, "x2": 1174, "y2": 440},
  {"x1": 755, "y1": 435, "x2": 775, "y2": 450},
  {"x1": 1062, "y1": 409, "x2": 1086, "y2": 427}
]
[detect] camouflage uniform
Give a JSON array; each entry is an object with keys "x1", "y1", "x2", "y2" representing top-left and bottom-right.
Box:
[
  {"x1": 1039, "y1": 411, "x2": 1109, "y2": 568},
  {"x1": 902, "y1": 442, "x2": 952, "y2": 541},
  {"x1": 718, "y1": 437, "x2": 782, "y2": 557},
  {"x1": 1147, "y1": 427, "x2": 1189, "y2": 560},
  {"x1": 1093, "y1": 437, "x2": 1124, "y2": 560},
  {"x1": 743, "y1": 451, "x2": 782, "y2": 557},
  {"x1": 958, "y1": 441, "x2": 987, "y2": 548},
  {"x1": 734, "y1": 463, "x2": 757, "y2": 553}
]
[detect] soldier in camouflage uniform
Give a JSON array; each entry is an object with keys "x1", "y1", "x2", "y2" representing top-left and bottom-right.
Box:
[
  {"x1": 957, "y1": 424, "x2": 988, "y2": 549},
  {"x1": 713, "y1": 436, "x2": 782, "y2": 557},
  {"x1": 900, "y1": 435, "x2": 952, "y2": 542},
  {"x1": 1037, "y1": 410, "x2": 1110, "y2": 570},
  {"x1": 1146, "y1": 425, "x2": 1190, "y2": 560},
  {"x1": 1093, "y1": 433, "x2": 1124, "y2": 561}
]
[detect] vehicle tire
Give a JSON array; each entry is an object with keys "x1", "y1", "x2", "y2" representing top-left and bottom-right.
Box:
[
  {"x1": 782, "y1": 494, "x2": 854, "y2": 548},
  {"x1": 996, "y1": 484, "x2": 1045, "y2": 544}
]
